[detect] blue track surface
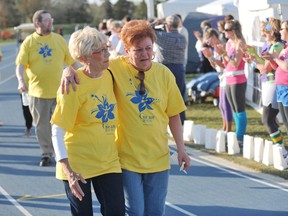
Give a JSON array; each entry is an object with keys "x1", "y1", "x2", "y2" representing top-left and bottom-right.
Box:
[{"x1": 1, "y1": 43, "x2": 288, "y2": 216}]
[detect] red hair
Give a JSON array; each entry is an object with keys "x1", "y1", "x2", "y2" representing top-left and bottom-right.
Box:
[{"x1": 120, "y1": 20, "x2": 156, "y2": 49}]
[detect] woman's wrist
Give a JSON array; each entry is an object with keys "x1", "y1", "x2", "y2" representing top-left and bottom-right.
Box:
[
  {"x1": 177, "y1": 147, "x2": 187, "y2": 154},
  {"x1": 221, "y1": 51, "x2": 227, "y2": 57},
  {"x1": 208, "y1": 56, "x2": 216, "y2": 62}
]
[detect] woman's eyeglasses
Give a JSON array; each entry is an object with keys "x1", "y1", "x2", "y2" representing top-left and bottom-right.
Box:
[
  {"x1": 92, "y1": 46, "x2": 110, "y2": 55},
  {"x1": 264, "y1": 29, "x2": 271, "y2": 34},
  {"x1": 42, "y1": 18, "x2": 54, "y2": 23},
  {"x1": 224, "y1": 28, "x2": 233, "y2": 32},
  {"x1": 135, "y1": 71, "x2": 145, "y2": 95},
  {"x1": 206, "y1": 37, "x2": 212, "y2": 44},
  {"x1": 132, "y1": 46, "x2": 153, "y2": 54}
]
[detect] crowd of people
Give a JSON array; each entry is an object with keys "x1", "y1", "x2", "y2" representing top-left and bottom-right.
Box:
[
  {"x1": 13, "y1": 7, "x2": 288, "y2": 216},
  {"x1": 200, "y1": 15, "x2": 288, "y2": 161}
]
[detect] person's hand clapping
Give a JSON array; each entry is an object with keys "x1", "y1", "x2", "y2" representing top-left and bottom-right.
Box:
[
  {"x1": 261, "y1": 52, "x2": 276, "y2": 61},
  {"x1": 215, "y1": 44, "x2": 225, "y2": 56},
  {"x1": 201, "y1": 47, "x2": 213, "y2": 59}
]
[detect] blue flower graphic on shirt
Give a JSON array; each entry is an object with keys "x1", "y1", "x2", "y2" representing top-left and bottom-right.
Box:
[
  {"x1": 128, "y1": 90, "x2": 154, "y2": 112},
  {"x1": 38, "y1": 45, "x2": 52, "y2": 58},
  {"x1": 91, "y1": 95, "x2": 115, "y2": 123}
]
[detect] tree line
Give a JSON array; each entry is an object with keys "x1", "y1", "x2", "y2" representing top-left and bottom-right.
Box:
[{"x1": 0, "y1": 0, "x2": 167, "y2": 29}]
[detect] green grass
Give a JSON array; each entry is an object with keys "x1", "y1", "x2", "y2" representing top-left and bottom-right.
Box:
[{"x1": 185, "y1": 99, "x2": 288, "y2": 179}]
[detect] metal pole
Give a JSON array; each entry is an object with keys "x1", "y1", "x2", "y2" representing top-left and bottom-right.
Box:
[
  {"x1": 2, "y1": 0, "x2": 6, "y2": 32},
  {"x1": 146, "y1": 0, "x2": 155, "y2": 19}
]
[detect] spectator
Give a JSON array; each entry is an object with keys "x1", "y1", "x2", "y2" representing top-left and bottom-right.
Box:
[
  {"x1": 115, "y1": 15, "x2": 132, "y2": 57},
  {"x1": 98, "y1": 20, "x2": 109, "y2": 36},
  {"x1": 280, "y1": 20, "x2": 288, "y2": 43},
  {"x1": 176, "y1": 14, "x2": 189, "y2": 70},
  {"x1": 15, "y1": 10, "x2": 77, "y2": 166},
  {"x1": 217, "y1": 20, "x2": 227, "y2": 44},
  {"x1": 262, "y1": 19, "x2": 288, "y2": 163},
  {"x1": 108, "y1": 20, "x2": 122, "y2": 58},
  {"x1": 152, "y1": 14, "x2": 187, "y2": 125},
  {"x1": 57, "y1": 26, "x2": 63, "y2": 36},
  {"x1": 224, "y1": 14, "x2": 234, "y2": 23},
  {"x1": 193, "y1": 20, "x2": 215, "y2": 73},
  {"x1": 74, "y1": 24, "x2": 79, "y2": 32},
  {"x1": 215, "y1": 19, "x2": 247, "y2": 148},
  {"x1": 203, "y1": 28, "x2": 232, "y2": 133},
  {"x1": 246, "y1": 18, "x2": 286, "y2": 156},
  {"x1": 51, "y1": 26, "x2": 125, "y2": 216}
]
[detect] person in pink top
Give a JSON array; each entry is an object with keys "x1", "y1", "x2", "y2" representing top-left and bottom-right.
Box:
[
  {"x1": 215, "y1": 19, "x2": 247, "y2": 148},
  {"x1": 263, "y1": 20, "x2": 288, "y2": 164}
]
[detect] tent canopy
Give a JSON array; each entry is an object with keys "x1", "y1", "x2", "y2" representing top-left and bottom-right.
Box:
[
  {"x1": 157, "y1": 0, "x2": 213, "y2": 19},
  {"x1": 196, "y1": 0, "x2": 239, "y2": 19}
]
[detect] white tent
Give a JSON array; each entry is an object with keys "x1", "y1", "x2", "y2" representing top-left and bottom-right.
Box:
[
  {"x1": 157, "y1": 0, "x2": 213, "y2": 18},
  {"x1": 196, "y1": 0, "x2": 239, "y2": 19}
]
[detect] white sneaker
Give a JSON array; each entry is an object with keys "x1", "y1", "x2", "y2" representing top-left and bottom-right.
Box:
[
  {"x1": 283, "y1": 152, "x2": 288, "y2": 159},
  {"x1": 283, "y1": 156, "x2": 288, "y2": 167},
  {"x1": 275, "y1": 144, "x2": 288, "y2": 158}
]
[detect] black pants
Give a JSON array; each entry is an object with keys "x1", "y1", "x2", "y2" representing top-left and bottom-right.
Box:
[
  {"x1": 64, "y1": 173, "x2": 125, "y2": 216},
  {"x1": 20, "y1": 94, "x2": 33, "y2": 129},
  {"x1": 262, "y1": 104, "x2": 279, "y2": 134}
]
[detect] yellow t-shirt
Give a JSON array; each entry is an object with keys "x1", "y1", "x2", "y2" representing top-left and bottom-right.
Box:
[
  {"x1": 16, "y1": 32, "x2": 75, "y2": 99},
  {"x1": 109, "y1": 56, "x2": 186, "y2": 173},
  {"x1": 51, "y1": 69, "x2": 121, "y2": 180}
]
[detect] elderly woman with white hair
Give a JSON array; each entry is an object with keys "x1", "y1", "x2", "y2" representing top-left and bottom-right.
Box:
[{"x1": 50, "y1": 26, "x2": 125, "y2": 216}]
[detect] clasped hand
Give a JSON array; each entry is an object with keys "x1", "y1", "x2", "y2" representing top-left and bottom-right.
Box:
[{"x1": 61, "y1": 66, "x2": 80, "y2": 94}]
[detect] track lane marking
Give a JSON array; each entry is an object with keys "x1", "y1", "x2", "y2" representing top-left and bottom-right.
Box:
[{"x1": 0, "y1": 185, "x2": 32, "y2": 216}]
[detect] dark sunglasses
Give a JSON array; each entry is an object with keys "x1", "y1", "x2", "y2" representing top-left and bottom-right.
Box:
[
  {"x1": 224, "y1": 28, "x2": 233, "y2": 32},
  {"x1": 135, "y1": 71, "x2": 145, "y2": 95}
]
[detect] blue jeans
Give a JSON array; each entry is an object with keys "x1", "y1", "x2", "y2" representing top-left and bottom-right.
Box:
[
  {"x1": 64, "y1": 173, "x2": 125, "y2": 216},
  {"x1": 122, "y1": 169, "x2": 169, "y2": 216}
]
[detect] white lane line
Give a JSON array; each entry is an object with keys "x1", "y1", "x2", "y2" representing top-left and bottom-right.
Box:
[
  {"x1": 0, "y1": 61, "x2": 15, "y2": 71},
  {"x1": 165, "y1": 201, "x2": 197, "y2": 216},
  {"x1": 170, "y1": 147, "x2": 288, "y2": 193},
  {"x1": 2, "y1": 52, "x2": 17, "y2": 61},
  {"x1": 0, "y1": 186, "x2": 32, "y2": 216},
  {"x1": 167, "y1": 149, "x2": 288, "y2": 215},
  {"x1": 191, "y1": 156, "x2": 288, "y2": 193},
  {"x1": 0, "y1": 74, "x2": 15, "y2": 86},
  {"x1": 167, "y1": 150, "x2": 198, "y2": 215}
]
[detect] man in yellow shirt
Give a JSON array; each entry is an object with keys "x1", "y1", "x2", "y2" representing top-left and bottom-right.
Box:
[{"x1": 15, "y1": 10, "x2": 77, "y2": 166}]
